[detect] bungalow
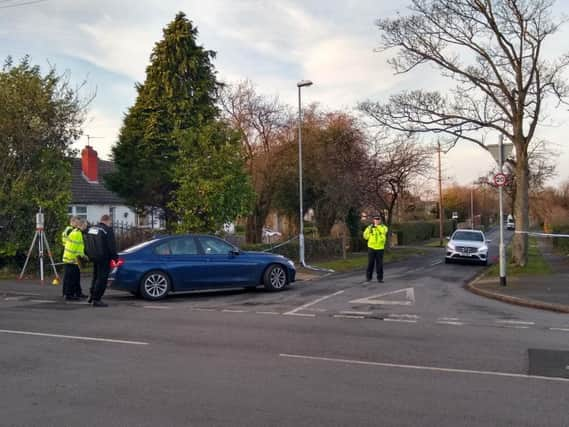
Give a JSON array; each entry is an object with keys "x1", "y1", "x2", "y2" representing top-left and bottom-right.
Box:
[{"x1": 70, "y1": 145, "x2": 162, "y2": 229}]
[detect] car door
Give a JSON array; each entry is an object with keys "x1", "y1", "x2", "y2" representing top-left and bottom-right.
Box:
[
  {"x1": 196, "y1": 236, "x2": 257, "y2": 286},
  {"x1": 154, "y1": 237, "x2": 209, "y2": 290}
]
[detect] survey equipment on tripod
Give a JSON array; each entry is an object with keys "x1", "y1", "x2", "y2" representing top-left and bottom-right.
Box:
[{"x1": 18, "y1": 208, "x2": 60, "y2": 285}]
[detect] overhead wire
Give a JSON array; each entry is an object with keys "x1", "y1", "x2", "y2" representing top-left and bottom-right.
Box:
[{"x1": 0, "y1": 0, "x2": 48, "y2": 9}]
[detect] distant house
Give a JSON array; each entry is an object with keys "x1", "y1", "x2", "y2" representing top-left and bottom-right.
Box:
[{"x1": 70, "y1": 145, "x2": 162, "y2": 228}]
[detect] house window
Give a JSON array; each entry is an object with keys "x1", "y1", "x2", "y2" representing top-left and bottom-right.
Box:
[{"x1": 68, "y1": 206, "x2": 87, "y2": 220}]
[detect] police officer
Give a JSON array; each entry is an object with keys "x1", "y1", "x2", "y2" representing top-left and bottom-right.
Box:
[
  {"x1": 86, "y1": 214, "x2": 118, "y2": 307},
  {"x1": 62, "y1": 218, "x2": 88, "y2": 300},
  {"x1": 363, "y1": 214, "x2": 388, "y2": 283}
]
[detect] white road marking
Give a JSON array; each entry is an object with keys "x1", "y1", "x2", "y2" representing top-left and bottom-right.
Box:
[
  {"x1": 549, "y1": 328, "x2": 569, "y2": 332},
  {"x1": 340, "y1": 311, "x2": 373, "y2": 316},
  {"x1": 430, "y1": 260, "x2": 443, "y2": 266},
  {"x1": 30, "y1": 300, "x2": 57, "y2": 304},
  {"x1": 495, "y1": 320, "x2": 535, "y2": 326},
  {"x1": 333, "y1": 314, "x2": 365, "y2": 319},
  {"x1": 256, "y1": 311, "x2": 280, "y2": 315},
  {"x1": 350, "y1": 288, "x2": 415, "y2": 306},
  {"x1": 283, "y1": 290, "x2": 345, "y2": 316},
  {"x1": 222, "y1": 309, "x2": 247, "y2": 313},
  {"x1": 191, "y1": 308, "x2": 215, "y2": 312},
  {"x1": 4, "y1": 297, "x2": 25, "y2": 301},
  {"x1": 384, "y1": 318, "x2": 417, "y2": 323},
  {"x1": 388, "y1": 314, "x2": 419, "y2": 319},
  {"x1": 437, "y1": 321, "x2": 464, "y2": 326},
  {"x1": 0, "y1": 329, "x2": 148, "y2": 346},
  {"x1": 440, "y1": 317, "x2": 460, "y2": 321},
  {"x1": 143, "y1": 305, "x2": 172, "y2": 310},
  {"x1": 279, "y1": 353, "x2": 569, "y2": 383}
]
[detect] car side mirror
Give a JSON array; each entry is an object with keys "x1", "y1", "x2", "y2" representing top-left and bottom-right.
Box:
[
  {"x1": 445, "y1": 236, "x2": 450, "y2": 240},
  {"x1": 486, "y1": 239, "x2": 492, "y2": 243},
  {"x1": 230, "y1": 249, "x2": 240, "y2": 256}
]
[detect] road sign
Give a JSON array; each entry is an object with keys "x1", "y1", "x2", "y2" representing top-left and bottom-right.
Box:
[{"x1": 494, "y1": 173, "x2": 507, "y2": 187}]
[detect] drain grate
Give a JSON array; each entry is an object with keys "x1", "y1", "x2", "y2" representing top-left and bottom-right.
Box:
[{"x1": 528, "y1": 349, "x2": 569, "y2": 379}]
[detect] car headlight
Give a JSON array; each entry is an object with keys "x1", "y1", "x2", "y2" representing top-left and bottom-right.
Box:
[
  {"x1": 447, "y1": 243, "x2": 455, "y2": 251},
  {"x1": 286, "y1": 259, "x2": 296, "y2": 268},
  {"x1": 478, "y1": 245, "x2": 488, "y2": 253}
]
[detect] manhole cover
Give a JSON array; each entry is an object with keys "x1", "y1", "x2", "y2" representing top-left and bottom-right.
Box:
[{"x1": 528, "y1": 349, "x2": 569, "y2": 379}]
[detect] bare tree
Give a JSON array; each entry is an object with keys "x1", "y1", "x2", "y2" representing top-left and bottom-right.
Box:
[
  {"x1": 360, "y1": 0, "x2": 569, "y2": 266},
  {"x1": 362, "y1": 135, "x2": 433, "y2": 245},
  {"x1": 219, "y1": 81, "x2": 289, "y2": 243}
]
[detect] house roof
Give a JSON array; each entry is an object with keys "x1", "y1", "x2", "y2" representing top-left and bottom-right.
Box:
[{"x1": 71, "y1": 158, "x2": 126, "y2": 205}]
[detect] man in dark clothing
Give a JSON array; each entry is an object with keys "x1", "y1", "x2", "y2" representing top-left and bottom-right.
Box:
[{"x1": 86, "y1": 214, "x2": 118, "y2": 307}]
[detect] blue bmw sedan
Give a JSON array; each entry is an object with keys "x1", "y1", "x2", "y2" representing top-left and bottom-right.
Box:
[{"x1": 108, "y1": 234, "x2": 296, "y2": 300}]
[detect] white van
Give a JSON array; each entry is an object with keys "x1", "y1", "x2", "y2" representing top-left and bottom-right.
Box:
[{"x1": 506, "y1": 215, "x2": 515, "y2": 230}]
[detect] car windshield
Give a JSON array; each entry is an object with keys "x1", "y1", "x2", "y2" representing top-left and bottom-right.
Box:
[{"x1": 452, "y1": 231, "x2": 484, "y2": 242}]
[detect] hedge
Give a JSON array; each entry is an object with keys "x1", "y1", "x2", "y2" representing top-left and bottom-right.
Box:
[
  {"x1": 241, "y1": 237, "x2": 344, "y2": 262},
  {"x1": 392, "y1": 220, "x2": 454, "y2": 245}
]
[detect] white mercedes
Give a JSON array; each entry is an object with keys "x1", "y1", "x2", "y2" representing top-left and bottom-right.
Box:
[{"x1": 445, "y1": 229, "x2": 490, "y2": 266}]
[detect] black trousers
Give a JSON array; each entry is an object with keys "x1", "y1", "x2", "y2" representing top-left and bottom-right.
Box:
[
  {"x1": 366, "y1": 248, "x2": 384, "y2": 281},
  {"x1": 62, "y1": 263, "x2": 81, "y2": 297},
  {"x1": 90, "y1": 260, "x2": 111, "y2": 301}
]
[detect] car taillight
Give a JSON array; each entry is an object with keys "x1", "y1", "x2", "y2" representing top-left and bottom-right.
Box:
[{"x1": 110, "y1": 258, "x2": 125, "y2": 269}]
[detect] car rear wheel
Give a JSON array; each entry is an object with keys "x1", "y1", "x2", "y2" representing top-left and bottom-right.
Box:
[
  {"x1": 140, "y1": 271, "x2": 171, "y2": 300},
  {"x1": 263, "y1": 264, "x2": 288, "y2": 291}
]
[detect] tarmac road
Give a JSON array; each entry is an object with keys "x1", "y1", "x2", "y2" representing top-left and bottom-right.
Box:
[{"x1": 1, "y1": 228, "x2": 568, "y2": 426}]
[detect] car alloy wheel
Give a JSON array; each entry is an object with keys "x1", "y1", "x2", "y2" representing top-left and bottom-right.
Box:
[
  {"x1": 264, "y1": 264, "x2": 288, "y2": 291},
  {"x1": 141, "y1": 271, "x2": 171, "y2": 300}
]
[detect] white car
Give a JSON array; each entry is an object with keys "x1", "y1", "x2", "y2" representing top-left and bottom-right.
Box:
[
  {"x1": 506, "y1": 216, "x2": 515, "y2": 230},
  {"x1": 445, "y1": 229, "x2": 490, "y2": 265}
]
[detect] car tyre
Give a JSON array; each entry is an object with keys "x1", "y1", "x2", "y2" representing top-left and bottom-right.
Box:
[
  {"x1": 263, "y1": 264, "x2": 288, "y2": 292},
  {"x1": 140, "y1": 270, "x2": 171, "y2": 301}
]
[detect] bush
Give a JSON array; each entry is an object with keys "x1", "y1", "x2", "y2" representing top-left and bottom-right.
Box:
[{"x1": 552, "y1": 225, "x2": 569, "y2": 254}]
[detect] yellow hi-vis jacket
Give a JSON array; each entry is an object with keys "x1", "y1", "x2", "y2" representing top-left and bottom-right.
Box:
[
  {"x1": 63, "y1": 228, "x2": 85, "y2": 264},
  {"x1": 363, "y1": 224, "x2": 388, "y2": 250},
  {"x1": 61, "y1": 225, "x2": 74, "y2": 246}
]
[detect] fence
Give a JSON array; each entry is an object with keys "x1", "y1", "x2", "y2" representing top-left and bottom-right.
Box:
[{"x1": 112, "y1": 221, "x2": 158, "y2": 251}]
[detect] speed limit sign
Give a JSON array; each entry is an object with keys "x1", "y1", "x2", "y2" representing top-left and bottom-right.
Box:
[{"x1": 494, "y1": 173, "x2": 507, "y2": 186}]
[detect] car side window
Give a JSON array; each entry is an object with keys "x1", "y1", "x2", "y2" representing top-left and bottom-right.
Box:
[
  {"x1": 170, "y1": 238, "x2": 199, "y2": 255},
  {"x1": 197, "y1": 237, "x2": 233, "y2": 255},
  {"x1": 155, "y1": 242, "x2": 171, "y2": 255}
]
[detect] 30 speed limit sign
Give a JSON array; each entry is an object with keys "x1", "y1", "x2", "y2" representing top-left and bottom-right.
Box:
[{"x1": 494, "y1": 173, "x2": 507, "y2": 187}]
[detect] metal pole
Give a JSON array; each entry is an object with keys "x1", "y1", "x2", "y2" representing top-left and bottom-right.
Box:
[
  {"x1": 498, "y1": 134, "x2": 507, "y2": 286},
  {"x1": 470, "y1": 186, "x2": 474, "y2": 229},
  {"x1": 437, "y1": 142, "x2": 444, "y2": 246},
  {"x1": 298, "y1": 86, "x2": 305, "y2": 266}
]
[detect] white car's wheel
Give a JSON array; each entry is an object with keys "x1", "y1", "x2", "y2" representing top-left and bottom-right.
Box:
[
  {"x1": 263, "y1": 264, "x2": 288, "y2": 291},
  {"x1": 140, "y1": 271, "x2": 171, "y2": 300}
]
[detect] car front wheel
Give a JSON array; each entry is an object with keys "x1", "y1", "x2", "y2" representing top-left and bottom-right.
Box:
[
  {"x1": 140, "y1": 271, "x2": 171, "y2": 300},
  {"x1": 263, "y1": 264, "x2": 288, "y2": 291}
]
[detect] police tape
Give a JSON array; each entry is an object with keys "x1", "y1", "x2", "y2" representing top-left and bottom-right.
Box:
[{"x1": 514, "y1": 230, "x2": 569, "y2": 238}]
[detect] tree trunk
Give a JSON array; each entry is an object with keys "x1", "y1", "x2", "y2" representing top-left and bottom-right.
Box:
[{"x1": 511, "y1": 148, "x2": 529, "y2": 267}]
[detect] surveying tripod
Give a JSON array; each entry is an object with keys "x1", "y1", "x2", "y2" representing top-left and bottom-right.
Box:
[{"x1": 18, "y1": 209, "x2": 60, "y2": 285}]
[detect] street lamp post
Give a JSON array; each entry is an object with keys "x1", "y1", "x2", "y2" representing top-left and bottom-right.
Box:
[{"x1": 297, "y1": 79, "x2": 313, "y2": 266}]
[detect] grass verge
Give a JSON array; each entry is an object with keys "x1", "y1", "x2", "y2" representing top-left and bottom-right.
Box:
[
  {"x1": 483, "y1": 237, "x2": 552, "y2": 278},
  {"x1": 313, "y1": 247, "x2": 425, "y2": 272}
]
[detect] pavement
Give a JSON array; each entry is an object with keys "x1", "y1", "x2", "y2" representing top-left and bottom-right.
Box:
[{"x1": 467, "y1": 237, "x2": 569, "y2": 313}]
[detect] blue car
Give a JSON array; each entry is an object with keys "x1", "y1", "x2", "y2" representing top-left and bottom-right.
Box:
[{"x1": 108, "y1": 234, "x2": 296, "y2": 300}]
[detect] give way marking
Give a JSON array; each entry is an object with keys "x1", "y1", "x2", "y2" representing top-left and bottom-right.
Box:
[{"x1": 349, "y1": 287, "x2": 415, "y2": 306}]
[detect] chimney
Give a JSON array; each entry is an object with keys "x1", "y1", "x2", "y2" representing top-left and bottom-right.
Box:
[{"x1": 81, "y1": 145, "x2": 99, "y2": 183}]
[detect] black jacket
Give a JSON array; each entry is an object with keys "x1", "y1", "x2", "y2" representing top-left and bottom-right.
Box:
[{"x1": 85, "y1": 223, "x2": 118, "y2": 262}]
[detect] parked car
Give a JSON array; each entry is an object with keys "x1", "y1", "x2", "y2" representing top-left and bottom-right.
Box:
[
  {"x1": 506, "y1": 215, "x2": 515, "y2": 230},
  {"x1": 108, "y1": 234, "x2": 296, "y2": 300},
  {"x1": 445, "y1": 229, "x2": 490, "y2": 265}
]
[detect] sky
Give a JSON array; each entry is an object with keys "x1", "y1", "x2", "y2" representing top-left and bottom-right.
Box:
[{"x1": 1, "y1": 0, "x2": 568, "y2": 190}]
